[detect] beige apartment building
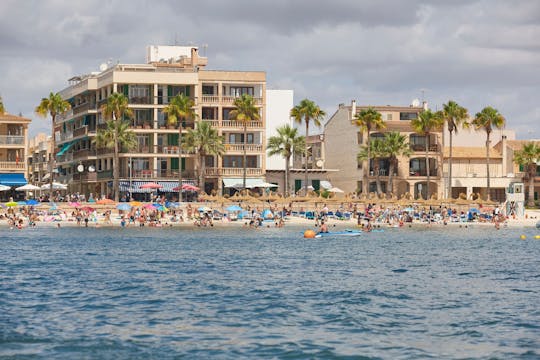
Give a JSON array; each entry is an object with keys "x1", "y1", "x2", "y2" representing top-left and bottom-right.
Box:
[
  {"x1": 55, "y1": 46, "x2": 266, "y2": 198},
  {"x1": 0, "y1": 113, "x2": 30, "y2": 192},
  {"x1": 324, "y1": 101, "x2": 442, "y2": 199},
  {"x1": 27, "y1": 133, "x2": 52, "y2": 186}
]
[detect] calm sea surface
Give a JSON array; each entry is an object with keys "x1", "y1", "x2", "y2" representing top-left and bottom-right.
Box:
[{"x1": 1, "y1": 225, "x2": 539, "y2": 359}]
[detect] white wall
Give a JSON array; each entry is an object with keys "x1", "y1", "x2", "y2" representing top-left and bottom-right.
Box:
[
  {"x1": 266, "y1": 89, "x2": 293, "y2": 170},
  {"x1": 443, "y1": 125, "x2": 515, "y2": 147},
  {"x1": 146, "y1": 45, "x2": 194, "y2": 63}
]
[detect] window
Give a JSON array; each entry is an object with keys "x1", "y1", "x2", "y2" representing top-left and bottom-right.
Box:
[
  {"x1": 129, "y1": 85, "x2": 150, "y2": 100},
  {"x1": 205, "y1": 156, "x2": 214, "y2": 167},
  {"x1": 223, "y1": 108, "x2": 233, "y2": 120},
  {"x1": 400, "y1": 112, "x2": 418, "y2": 120},
  {"x1": 202, "y1": 107, "x2": 216, "y2": 120},
  {"x1": 229, "y1": 86, "x2": 254, "y2": 97},
  {"x1": 202, "y1": 85, "x2": 215, "y2": 95}
]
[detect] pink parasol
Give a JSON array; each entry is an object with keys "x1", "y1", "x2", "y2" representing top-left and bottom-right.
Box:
[
  {"x1": 140, "y1": 182, "x2": 163, "y2": 189},
  {"x1": 173, "y1": 184, "x2": 200, "y2": 191}
]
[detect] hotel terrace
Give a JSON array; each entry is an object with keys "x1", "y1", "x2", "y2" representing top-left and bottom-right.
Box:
[{"x1": 54, "y1": 46, "x2": 266, "y2": 198}]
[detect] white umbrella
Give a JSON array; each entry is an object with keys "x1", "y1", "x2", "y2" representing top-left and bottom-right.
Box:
[
  {"x1": 0, "y1": 184, "x2": 11, "y2": 191},
  {"x1": 328, "y1": 187, "x2": 344, "y2": 193},
  {"x1": 251, "y1": 182, "x2": 278, "y2": 188},
  {"x1": 40, "y1": 182, "x2": 68, "y2": 190},
  {"x1": 15, "y1": 184, "x2": 41, "y2": 191}
]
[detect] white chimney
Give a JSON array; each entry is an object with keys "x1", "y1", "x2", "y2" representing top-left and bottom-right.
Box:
[
  {"x1": 351, "y1": 100, "x2": 357, "y2": 119},
  {"x1": 422, "y1": 101, "x2": 428, "y2": 111},
  {"x1": 502, "y1": 135, "x2": 507, "y2": 176}
]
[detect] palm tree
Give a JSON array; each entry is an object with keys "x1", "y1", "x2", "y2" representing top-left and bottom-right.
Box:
[
  {"x1": 290, "y1": 99, "x2": 326, "y2": 195},
  {"x1": 99, "y1": 93, "x2": 134, "y2": 202},
  {"x1": 229, "y1": 94, "x2": 261, "y2": 191},
  {"x1": 354, "y1": 107, "x2": 386, "y2": 194},
  {"x1": 0, "y1": 96, "x2": 5, "y2": 114},
  {"x1": 358, "y1": 138, "x2": 386, "y2": 195},
  {"x1": 472, "y1": 106, "x2": 506, "y2": 201},
  {"x1": 382, "y1": 132, "x2": 412, "y2": 196},
  {"x1": 35, "y1": 92, "x2": 71, "y2": 198},
  {"x1": 411, "y1": 109, "x2": 443, "y2": 199},
  {"x1": 183, "y1": 121, "x2": 225, "y2": 191},
  {"x1": 94, "y1": 119, "x2": 137, "y2": 201},
  {"x1": 441, "y1": 100, "x2": 469, "y2": 199},
  {"x1": 267, "y1": 125, "x2": 306, "y2": 197},
  {"x1": 163, "y1": 93, "x2": 197, "y2": 202},
  {"x1": 513, "y1": 142, "x2": 540, "y2": 207}
]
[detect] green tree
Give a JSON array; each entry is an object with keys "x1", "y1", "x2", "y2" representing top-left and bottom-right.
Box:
[
  {"x1": 472, "y1": 106, "x2": 506, "y2": 201},
  {"x1": 229, "y1": 94, "x2": 261, "y2": 191},
  {"x1": 267, "y1": 124, "x2": 305, "y2": 197},
  {"x1": 163, "y1": 93, "x2": 197, "y2": 202},
  {"x1": 358, "y1": 138, "x2": 387, "y2": 195},
  {"x1": 382, "y1": 132, "x2": 412, "y2": 196},
  {"x1": 35, "y1": 92, "x2": 71, "y2": 198},
  {"x1": 98, "y1": 93, "x2": 134, "y2": 202},
  {"x1": 411, "y1": 109, "x2": 443, "y2": 199},
  {"x1": 354, "y1": 107, "x2": 386, "y2": 194},
  {"x1": 513, "y1": 142, "x2": 540, "y2": 207},
  {"x1": 441, "y1": 100, "x2": 469, "y2": 198},
  {"x1": 183, "y1": 121, "x2": 225, "y2": 191},
  {"x1": 0, "y1": 96, "x2": 5, "y2": 114},
  {"x1": 290, "y1": 99, "x2": 326, "y2": 194}
]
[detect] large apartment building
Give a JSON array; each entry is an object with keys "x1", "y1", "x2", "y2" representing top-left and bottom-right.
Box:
[
  {"x1": 324, "y1": 101, "x2": 442, "y2": 199},
  {"x1": 0, "y1": 113, "x2": 30, "y2": 191},
  {"x1": 55, "y1": 45, "x2": 266, "y2": 198}
]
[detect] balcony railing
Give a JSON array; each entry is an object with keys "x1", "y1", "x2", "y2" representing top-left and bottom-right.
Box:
[
  {"x1": 222, "y1": 96, "x2": 263, "y2": 105},
  {"x1": 205, "y1": 167, "x2": 262, "y2": 176},
  {"x1": 73, "y1": 126, "x2": 88, "y2": 138},
  {"x1": 202, "y1": 119, "x2": 220, "y2": 127},
  {"x1": 73, "y1": 172, "x2": 98, "y2": 182},
  {"x1": 0, "y1": 161, "x2": 25, "y2": 170},
  {"x1": 410, "y1": 144, "x2": 440, "y2": 152},
  {"x1": 122, "y1": 169, "x2": 195, "y2": 179},
  {"x1": 73, "y1": 149, "x2": 94, "y2": 160},
  {"x1": 224, "y1": 143, "x2": 263, "y2": 152},
  {"x1": 200, "y1": 95, "x2": 263, "y2": 106},
  {"x1": 222, "y1": 120, "x2": 263, "y2": 128},
  {"x1": 72, "y1": 102, "x2": 97, "y2": 116},
  {"x1": 408, "y1": 169, "x2": 438, "y2": 177},
  {"x1": 0, "y1": 135, "x2": 24, "y2": 145}
]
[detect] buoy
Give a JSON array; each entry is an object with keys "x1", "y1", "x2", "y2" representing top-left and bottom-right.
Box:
[
  {"x1": 304, "y1": 229, "x2": 316, "y2": 238},
  {"x1": 520, "y1": 235, "x2": 526, "y2": 240}
]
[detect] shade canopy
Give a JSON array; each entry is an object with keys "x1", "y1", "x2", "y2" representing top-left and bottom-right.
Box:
[
  {"x1": 0, "y1": 173, "x2": 27, "y2": 186},
  {"x1": 15, "y1": 184, "x2": 41, "y2": 191},
  {"x1": 140, "y1": 182, "x2": 162, "y2": 189},
  {"x1": 40, "y1": 182, "x2": 68, "y2": 190},
  {"x1": 0, "y1": 184, "x2": 11, "y2": 191},
  {"x1": 328, "y1": 187, "x2": 344, "y2": 193}
]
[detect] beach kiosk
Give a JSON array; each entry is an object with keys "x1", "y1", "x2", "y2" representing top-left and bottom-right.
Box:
[{"x1": 505, "y1": 182, "x2": 525, "y2": 218}]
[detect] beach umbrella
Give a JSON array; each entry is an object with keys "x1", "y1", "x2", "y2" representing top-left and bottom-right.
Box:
[
  {"x1": 5, "y1": 201, "x2": 18, "y2": 207},
  {"x1": 143, "y1": 203, "x2": 155, "y2": 209},
  {"x1": 81, "y1": 206, "x2": 95, "y2": 212},
  {"x1": 17, "y1": 201, "x2": 28, "y2": 206},
  {"x1": 130, "y1": 201, "x2": 143, "y2": 207},
  {"x1": 26, "y1": 199, "x2": 39, "y2": 206},
  {"x1": 166, "y1": 201, "x2": 179, "y2": 208},
  {"x1": 0, "y1": 184, "x2": 11, "y2": 192},
  {"x1": 225, "y1": 204, "x2": 243, "y2": 212},
  {"x1": 173, "y1": 184, "x2": 200, "y2": 191},
  {"x1": 116, "y1": 203, "x2": 132, "y2": 211},
  {"x1": 469, "y1": 208, "x2": 480, "y2": 214},
  {"x1": 328, "y1": 187, "x2": 344, "y2": 193},
  {"x1": 40, "y1": 182, "x2": 67, "y2": 190},
  {"x1": 140, "y1": 182, "x2": 162, "y2": 189},
  {"x1": 15, "y1": 184, "x2": 41, "y2": 191},
  {"x1": 96, "y1": 198, "x2": 115, "y2": 205},
  {"x1": 403, "y1": 207, "x2": 414, "y2": 212},
  {"x1": 198, "y1": 206, "x2": 211, "y2": 212}
]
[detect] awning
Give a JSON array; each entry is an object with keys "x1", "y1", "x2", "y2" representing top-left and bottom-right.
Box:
[
  {"x1": 0, "y1": 173, "x2": 28, "y2": 186},
  {"x1": 119, "y1": 180, "x2": 196, "y2": 193},
  {"x1": 320, "y1": 180, "x2": 332, "y2": 190},
  {"x1": 56, "y1": 142, "x2": 74, "y2": 156},
  {"x1": 222, "y1": 178, "x2": 266, "y2": 188}
]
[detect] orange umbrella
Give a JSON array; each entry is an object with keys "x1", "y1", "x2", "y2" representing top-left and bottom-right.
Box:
[{"x1": 96, "y1": 198, "x2": 115, "y2": 205}]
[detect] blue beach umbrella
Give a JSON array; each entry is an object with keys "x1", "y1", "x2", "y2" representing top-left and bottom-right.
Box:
[
  {"x1": 17, "y1": 201, "x2": 27, "y2": 206},
  {"x1": 26, "y1": 199, "x2": 39, "y2": 206},
  {"x1": 225, "y1": 205, "x2": 243, "y2": 212},
  {"x1": 469, "y1": 208, "x2": 480, "y2": 214},
  {"x1": 403, "y1": 207, "x2": 414, "y2": 212},
  {"x1": 116, "y1": 203, "x2": 132, "y2": 211},
  {"x1": 166, "y1": 201, "x2": 179, "y2": 208}
]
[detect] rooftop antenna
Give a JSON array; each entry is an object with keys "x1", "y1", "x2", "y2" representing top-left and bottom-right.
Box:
[
  {"x1": 421, "y1": 89, "x2": 425, "y2": 103},
  {"x1": 202, "y1": 44, "x2": 208, "y2": 56}
]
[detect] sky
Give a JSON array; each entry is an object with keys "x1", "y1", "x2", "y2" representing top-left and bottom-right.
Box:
[{"x1": 1, "y1": 0, "x2": 539, "y2": 139}]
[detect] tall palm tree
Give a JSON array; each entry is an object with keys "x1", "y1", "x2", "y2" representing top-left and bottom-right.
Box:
[
  {"x1": 354, "y1": 107, "x2": 386, "y2": 194},
  {"x1": 99, "y1": 93, "x2": 133, "y2": 202},
  {"x1": 290, "y1": 99, "x2": 326, "y2": 195},
  {"x1": 513, "y1": 142, "x2": 540, "y2": 207},
  {"x1": 183, "y1": 121, "x2": 225, "y2": 191},
  {"x1": 229, "y1": 94, "x2": 261, "y2": 191},
  {"x1": 411, "y1": 109, "x2": 443, "y2": 199},
  {"x1": 0, "y1": 96, "x2": 5, "y2": 114},
  {"x1": 472, "y1": 106, "x2": 506, "y2": 201},
  {"x1": 94, "y1": 119, "x2": 137, "y2": 201},
  {"x1": 383, "y1": 131, "x2": 412, "y2": 196},
  {"x1": 163, "y1": 93, "x2": 197, "y2": 202},
  {"x1": 35, "y1": 92, "x2": 71, "y2": 198},
  {"x1": 358, "y1": 138, "x2": 386, "y2": 195},
  {"x1": 267, "y1": 125, "x2": 306, "y2": 197},
  {"x1": 441, "y1": 100, "x2": 469, "y2": 199}
]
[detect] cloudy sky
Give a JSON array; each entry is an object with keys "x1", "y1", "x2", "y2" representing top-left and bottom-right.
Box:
[{"x1": 1, "y1": 0, "x2": 539, "y2": 139}]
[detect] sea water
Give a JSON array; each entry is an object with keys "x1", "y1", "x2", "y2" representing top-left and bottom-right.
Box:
[{"x1": 1, "y1": 225, "x2": 539, "y2": 359}]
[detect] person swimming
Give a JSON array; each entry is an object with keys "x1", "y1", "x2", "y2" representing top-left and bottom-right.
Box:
[{"x1": 319, "y1": 221, "x2": 328, "y2": 233}]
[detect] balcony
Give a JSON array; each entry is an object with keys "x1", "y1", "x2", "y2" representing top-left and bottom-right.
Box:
[
  {"x1": 222, "y1": 120, "x2": 263, "y2": 128},
  {"x1": 222, "y1": 96, "x2": 263, "y2": 106},
  {"x1": 408, "y1": 169, "x2": 438, "y2": 177},
  {"x1": 200, "y1": 95, "x2": 263, "y2": 106},
  {"x1": 73, "y1": 126, "x2": 88, "y2": 138},
  {"x1": 125, "y1": 169, "x2": 195, "y2": 179},
  {"x1": 73, "y1": 149, "x2": 95, "y2": 160},
  {"x1": 0, "y1": 161, "x2": 25, "y2": 170},
  {"x1": 205, "y1": 167, "x2": 263, "y2": 176},
  {"x1": 202, "y1": 119, "x2": 219, "y2": 127},
  {"x1": 72, "y1": 102, "x2": 97, "y2": 116},
  {"x1": 0, "y1": 135, "x2": 24, "y2": 146},
  {"x1": 200, "y1": 95, "x2": 220, "y2": 104},
  {"x1": 410, "y1": 143, "x2": 440, "y2": 152},
  {"x1": 129, "y1": 96, "x2": 152, "y2": 105},
  {"x1": 73, "y1": 172, "x2": 98, "y2": 182},
  {"x1": 224, "y1": 143, "x2": 263, "y2": 152}
]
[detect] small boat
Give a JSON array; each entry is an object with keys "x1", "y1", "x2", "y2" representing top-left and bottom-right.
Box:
[{"x1": 315, "y1": 229, "x2": 363, "y2": 238}]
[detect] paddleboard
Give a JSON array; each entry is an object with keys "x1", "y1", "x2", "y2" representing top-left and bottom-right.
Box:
[{"x1": 315, "y1": 230, "x2": 363, "y2": 238}]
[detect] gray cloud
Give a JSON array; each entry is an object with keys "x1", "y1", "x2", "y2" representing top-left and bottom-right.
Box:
[{"x1": 0, "y1": 0, "x2": 538, "y2": 139}]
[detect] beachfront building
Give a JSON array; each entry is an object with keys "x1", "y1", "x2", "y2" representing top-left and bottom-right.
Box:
[
  {"x1": 27, "y1": 133, "x2": 52, "y2": 187},
  {"x1": 54, "y1": 45, "x2": 266, "y2": 198},
  {"x1": 0, "y1": 113, "x2": 30, "y2": 196},
  {"x1": 324, "y1": 101, "x2": 442, "y2": 199}
]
